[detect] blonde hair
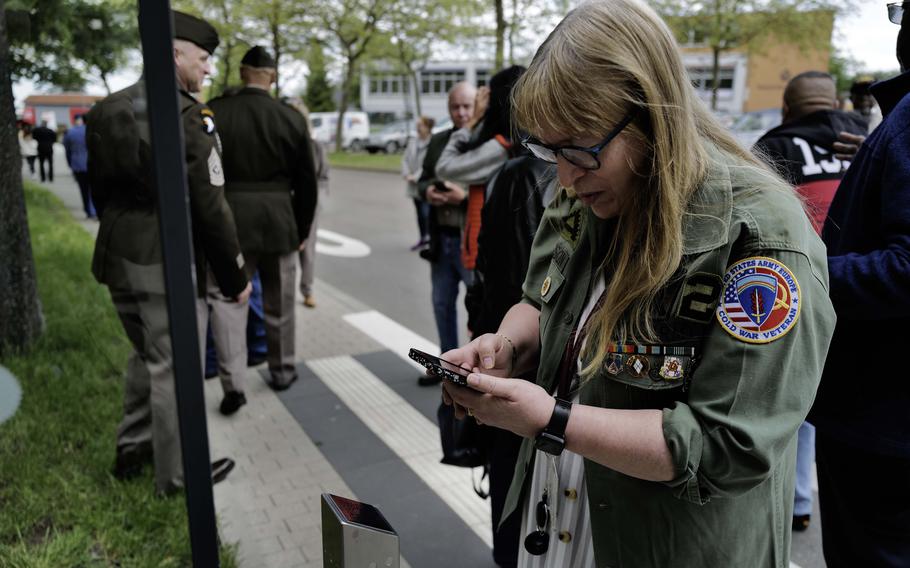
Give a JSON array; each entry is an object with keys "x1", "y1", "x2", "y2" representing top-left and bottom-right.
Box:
[{"x1": 512, "y1": 0, "x2": 789, "y2": 376}]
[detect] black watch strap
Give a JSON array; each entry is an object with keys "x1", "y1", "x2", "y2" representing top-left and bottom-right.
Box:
[{"x1": 534, "y1": 398, "x2": 572, "y2": 455}]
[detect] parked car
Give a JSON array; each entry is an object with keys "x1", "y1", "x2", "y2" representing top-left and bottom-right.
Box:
[
  {"x1": 363, "y1": 121, "x2": 413, "y2": 154},
  {"x1": 310, "y1": 111, "x2": 370, "y2": 151},
  {"x1": 728, "y1": 108, "x2": 782, "y2": 149}
]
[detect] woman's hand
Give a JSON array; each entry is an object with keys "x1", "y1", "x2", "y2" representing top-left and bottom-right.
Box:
[
  {"x1": 442, "y1": 332, "x2": 514, "y2": 378},
  {"x1": 442, "y1": 372, "x2": 555, "y2": 439},
  {"x1": 466, "y1": 86, "x2": 490, "y2": 130}
]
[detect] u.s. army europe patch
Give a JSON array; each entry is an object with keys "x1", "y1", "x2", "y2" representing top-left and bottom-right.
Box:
[{"x1": 715, "y1": 257, "x2": 800, "y2": 344}]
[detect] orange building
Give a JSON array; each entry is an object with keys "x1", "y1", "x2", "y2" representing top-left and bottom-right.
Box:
[{"x1": 678, "y1": 11, "x2": 834, "y2": 114}]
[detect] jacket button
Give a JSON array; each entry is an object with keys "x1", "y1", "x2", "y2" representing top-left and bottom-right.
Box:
[
  {"x1": 559, "y1": 531, "x2": 572, "y2": 543},
  {"x1": 598, "y1": 501, "x2": 609, "y2": 509},
  {"x1": 564, "y1": 488, "x2": 578, "y2": 500},
  {"x1": 563, "y1": 312, "x2": 574, "y2": 325}
]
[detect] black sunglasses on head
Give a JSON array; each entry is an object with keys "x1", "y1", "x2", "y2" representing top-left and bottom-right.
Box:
[
  {"x1": 522, "y1": 108, "x2": 639, "y2": 171},
  {"x1": 888, "y1": 2, "x2": 906, "y2": 24}
]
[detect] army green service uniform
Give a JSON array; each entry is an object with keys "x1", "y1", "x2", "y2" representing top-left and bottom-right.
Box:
[
  {"x1": 502, "y1": 147, "x2": 837, "y2": 567},
  {"x1": 207, "y1": 84, "x2": 317, "y2": 389},
  {"x1": 87, "y1": 79, "x2": 247, "y2": 494}
]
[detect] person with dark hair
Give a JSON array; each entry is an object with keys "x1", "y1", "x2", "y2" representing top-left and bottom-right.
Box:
[
  {"x1": 436, "y1": 65, "x2": 526, "y2": 275},
  {"x1": 849, "y1": 75, "x2": 882, "y2": 132},
  {"x1": 809, "y1": 2, "x2": 910, "y2": 565},
  {"x1": 753, "y1": 69, "x2": 866, "y2": 533},
  {"x1": 31, "y1": 120, "x2": 56, "y2": 182},
  {"x1": 63, "y1": 114, "x2": 97, "y2": 219},
  {"x1": 87, "y1": 10, "x2": 249, "y2": 495},
  {"x1": 207, "y1": 46, "x2": 318, "y2": 411}
]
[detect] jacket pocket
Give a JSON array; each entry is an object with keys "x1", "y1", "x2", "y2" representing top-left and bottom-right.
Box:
[{"x1": 595, "y1": 347, "x2": 697, "y2": 410}]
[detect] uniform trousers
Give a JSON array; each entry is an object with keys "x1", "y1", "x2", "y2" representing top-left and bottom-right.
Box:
[
  {"x1": 298, "y1": 215, "x2": 318, "y2": 297},
  {"x1": 206, "y1": 266, "x2": 249, "y2": 394},
  {"x1": 816, "y1": 429, "x2": 910, "y2": 567},
  {"x1": 111, "y1": 288, "x2": 207, "y2": 494},
  {"x1": 211, "y1": 251, "x2": 298, "y2": 384}
]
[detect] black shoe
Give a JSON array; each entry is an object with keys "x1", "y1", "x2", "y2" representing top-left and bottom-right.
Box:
[
  {"x1": 112, "y1": 442, "x2": 153, "y2": 480},
  {"x1": 417, "y1": 374, "x2": 442, "y2": 387},
  {"x1": 219, "y1": 391, "x2": 247, "y2": 416},
  {"x1": 792, "y1": 514, "x2": 811, "y2": 532},
  {"x1": 211, "y1": 457, "x2": 235, "y2": 484},
  {"x1": 269, "y1": 374, "x2": 298, "y2": 392},
  {"x1": 247, "y1": 353, "x2": 267, "y2": 367}
]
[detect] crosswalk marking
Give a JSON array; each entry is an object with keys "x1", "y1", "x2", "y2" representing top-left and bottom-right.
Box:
[
  {"x1": 306, "y1": 355, "x2": 493, "y2": 547},
  {"x1": 343, "y1": 310, "x2": 440, "y2": 372}
]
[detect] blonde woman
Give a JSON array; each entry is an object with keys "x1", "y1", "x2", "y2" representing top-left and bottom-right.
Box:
[{"x1": 440, "y1": 1, "x2": 836, "y2": 566}]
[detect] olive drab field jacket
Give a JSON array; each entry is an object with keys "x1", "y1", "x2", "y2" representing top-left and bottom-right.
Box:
[
  {"x1": 502, "y1": 147, "x2": 837, "y2": 567},
  {"x1": 87, "y1": 81, "x2": 247, "y2": 298}
]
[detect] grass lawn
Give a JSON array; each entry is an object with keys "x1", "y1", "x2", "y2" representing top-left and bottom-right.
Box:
[
  {"x1": 328, "y1": 150, "x2": 402, "y2": 173},
  {"x1": 0, "y1": 183, "x2": 236, "y2": 567}
]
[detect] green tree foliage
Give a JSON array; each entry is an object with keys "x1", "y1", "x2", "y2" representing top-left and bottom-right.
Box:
[
  {"x1": 5, "y1": 0, "x2": 136, "y2": 89},
  {"x1": 304, "y1": 39, "x2": 335, "y2": 112},
  {"x1": 654, "y1": 0, "x2": 858, "y2": 110},
  {"x1": 307, "y1": 0, "x2": 392, "y2": 152}
]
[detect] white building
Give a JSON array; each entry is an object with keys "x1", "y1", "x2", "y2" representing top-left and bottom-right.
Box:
[{"x1": 360, "y1": 60, "x2": 493, "y2": 122}]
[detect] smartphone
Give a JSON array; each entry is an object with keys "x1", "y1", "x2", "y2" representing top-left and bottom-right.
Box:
[{"x1": 408, "y1": 348, "x2": 478, "y2": 390}]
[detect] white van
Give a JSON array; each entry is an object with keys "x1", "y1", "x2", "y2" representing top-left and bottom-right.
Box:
[{"x1": 309, "y1": 111, "x2": 370, "y2": 150}]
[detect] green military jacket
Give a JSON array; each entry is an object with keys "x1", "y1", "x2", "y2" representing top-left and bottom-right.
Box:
[
  {"x1": 207, "y1": 87, "x2": 318, "y2": 255},
  {"x1": 87, "y1": 81, "x2": 247, "y2": 297},
  {"x1": 502, "y1": 148, "x2": 837, "y2": 567}
]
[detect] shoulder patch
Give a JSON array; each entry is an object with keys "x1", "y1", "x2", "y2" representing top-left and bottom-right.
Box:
[
  {"x1": 559, "y1": 206, "x2": 585, "y2": 248},
  {"x1": 201, "y1": 108, "x2": 216, "y2": 135},
  {"x1": 716, "y1": 256, "x2": 801, "y2": 344}
]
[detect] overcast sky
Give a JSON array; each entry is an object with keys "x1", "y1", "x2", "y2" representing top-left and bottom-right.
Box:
[{"x1": 13, "y1": 2, "x2": 903, "y2": 108}]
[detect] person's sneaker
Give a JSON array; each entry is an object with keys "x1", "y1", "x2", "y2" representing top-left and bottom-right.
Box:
[
  {"x1": 417, "y1": 374, "x2": 442, "y2": 387},
  {"x1": 112, "y1": 442, "x2": 154, "y2": 480},
  {"x1": 303, "y1": 295, "x2": 316, "y2": 308},
  {"x1": 219, "y1": 391, "x2": 247, "y2": 416},
  {"x1": 792, "y1": 514, "x2": 811, "y2": 532},
  {"x1": 211, "y1": 457, "x2": 235, "y2": 484}
]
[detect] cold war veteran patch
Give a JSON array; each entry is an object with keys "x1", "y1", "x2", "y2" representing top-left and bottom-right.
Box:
[{"x1": 716, "y1": 256, "x2": 800, "y2": 344}]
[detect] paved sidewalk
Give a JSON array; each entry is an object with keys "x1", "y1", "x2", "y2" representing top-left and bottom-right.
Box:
[{"x1": 31, "y1": 152, "x2": 428, "y2": 567}]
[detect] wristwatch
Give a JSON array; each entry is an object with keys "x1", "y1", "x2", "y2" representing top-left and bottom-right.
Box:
[{"x1": 534, "y1": 398, "x2": 572, "y2": 456}]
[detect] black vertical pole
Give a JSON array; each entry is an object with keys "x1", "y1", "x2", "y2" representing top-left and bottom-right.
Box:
[{"x1": 136, "y1": 2, "x2": 220, "y2": 566}]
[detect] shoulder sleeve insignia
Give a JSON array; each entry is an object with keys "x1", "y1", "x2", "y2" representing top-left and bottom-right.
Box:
[
  {"x1": 207, "y1": 147, "x2": 225, "y2": 186},
  {"x1": 201, "y1": 108, "x2": 216, "y2": 135},
  {"x1": 715, "y1": 256, "x2": 801, "y2": 344}
]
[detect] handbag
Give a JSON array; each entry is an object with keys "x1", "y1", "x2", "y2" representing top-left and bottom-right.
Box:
[{"x1": 437, "y1": 400, "x2": 489, "y2": 498}]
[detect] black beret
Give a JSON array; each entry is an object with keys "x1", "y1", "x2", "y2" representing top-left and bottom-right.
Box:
[
  {"x1": 173, "y1": 10, "x2": 219, "y2": 55},
  {"x1": 241, "y1": 46, "x2": 276, "y2": 69}
]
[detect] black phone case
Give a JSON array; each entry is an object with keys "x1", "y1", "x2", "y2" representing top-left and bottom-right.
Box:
[{"x1": 408, "y1": 348, "x2": 473, "y2": 389}]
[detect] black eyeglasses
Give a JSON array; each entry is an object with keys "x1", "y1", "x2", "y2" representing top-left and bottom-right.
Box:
[
  {"x1": 523, "y1": 491, "x2": 550, "y2": 556},
  {"x1": 522, "y1": 109, "x2": 639, "y2": 171},
  {"x1": 888, "y1": 2, "x2": 906, "y2": 24}
]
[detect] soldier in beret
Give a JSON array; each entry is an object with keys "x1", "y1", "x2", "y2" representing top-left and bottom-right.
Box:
[
  {"x1": 208, "y1": 46, "x2": 318, "y2": 410},
  {"x1": 86, "y1": 10, "x2": 250, "y2": 496}
]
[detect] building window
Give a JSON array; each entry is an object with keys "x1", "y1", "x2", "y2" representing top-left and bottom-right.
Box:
[
  {"x1": 687, "y1": 67, "x2": 735, "y2": 91},
  {"x1": 419, "y1": 70, "x2": 466, "y2": 94},
  {"x1": 476, "y1": 69, "x2": 490, "y2": 87},
  {"x1": 369, "y1": 74, "x2": 407, "y2": 95}
]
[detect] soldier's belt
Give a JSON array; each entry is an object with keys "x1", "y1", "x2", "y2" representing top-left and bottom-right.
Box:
[{"x1": 225, "y1": 181, "x2": 291, "y2": 193}]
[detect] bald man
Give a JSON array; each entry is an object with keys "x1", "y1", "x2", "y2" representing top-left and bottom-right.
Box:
[
  {"x1": 416, "y1": 81, "x2": 476, "y2": 385},
  {"x1": 752, "y1": 70, "x2": 867, "y2": 533},
  {"x1": 754, "y1": 71, "x2": 867, "y2": 232}
]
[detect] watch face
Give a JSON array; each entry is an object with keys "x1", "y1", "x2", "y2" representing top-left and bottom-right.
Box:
[{"x1": 535, "y1": 432, "x2": 565, "y2": 456}]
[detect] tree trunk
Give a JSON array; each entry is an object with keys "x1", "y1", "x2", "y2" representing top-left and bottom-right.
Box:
[
  {"x1": 334, "y1": 60, "x2": 354, "y2": 153},
  {"x1": 411, "y1": 69, "x2": 422, "y2": 117},
  {"x1": 271, "y1": 22, "x2": 281, "y2": 97},
  {"x1": 494, "y1": 0, "x2": 505, "y2": 71},
  {"x1": 0, "y1": 1, "x2": 44, "y2": 355},
  {"x1": 508, "y1": 0, "x2": 517, "y2": 65},
  {"x1": 100, "y1": 70, "x2": 111, "y2": 95},
  {"x1": 710, "y1": 45, "x2": 721, "y2": 111},
  {"x1": 220, "y1": 39, "x2": 234, "y2": 95}
]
